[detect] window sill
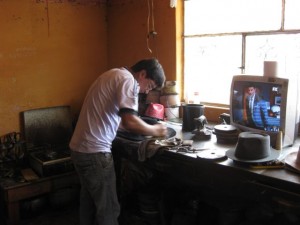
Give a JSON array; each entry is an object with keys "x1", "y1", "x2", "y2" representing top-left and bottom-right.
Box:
[{"x1": 203, "y1": 105, "x2": 229, "y2": 123}]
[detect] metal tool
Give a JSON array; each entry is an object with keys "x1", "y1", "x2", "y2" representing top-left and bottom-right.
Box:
[{"x1": 192, "y1": 115, "x2": 212, "y2": 140}]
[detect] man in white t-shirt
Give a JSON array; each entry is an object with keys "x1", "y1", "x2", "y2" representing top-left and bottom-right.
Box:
[{"x1": 69, "y1": 58, "x2": 167, "y2": 225}]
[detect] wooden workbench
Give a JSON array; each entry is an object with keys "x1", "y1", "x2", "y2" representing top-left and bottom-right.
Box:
[
  {"x1": 112, "y1": 122, "x2": 300, "y2": 222},
  {"x1": 0, "y1": 169, "x2": 79, "y2": 225}
]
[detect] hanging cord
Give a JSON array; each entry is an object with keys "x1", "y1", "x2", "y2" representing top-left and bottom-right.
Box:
[{"x1": 147, "y1": 0, "x2": 157, "y2": 54}]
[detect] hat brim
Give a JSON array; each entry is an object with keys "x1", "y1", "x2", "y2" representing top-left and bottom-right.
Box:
[
  {"x1": 117, "y1": 127, "x2": 176, "y2": 142},
  {"x1": 226, "y1": 147, "x2": 280, "y2": 163},
  {"x1": 284, "y1": 151, "x2": 300, "y2": 171},
  {"x1": 140, "y1": 116, "x2": 158, "y2": 125}
]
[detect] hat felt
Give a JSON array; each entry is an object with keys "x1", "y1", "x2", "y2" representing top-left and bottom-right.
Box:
[
  {"x1": 285, "y1": 148, "x2": 300, "y2": 172},
  {"x1": 144, "y1": 103, "x2": 165, "y2": 120},
  {"x1": 117, "y1": 117, "x2": 176, "y2": 141},
  {"x1": 226, "y1": 132, "x2": 280, "y2": 163},
  {"x1": 117, "y1": 127, "x2": 176, "y2": 141}
]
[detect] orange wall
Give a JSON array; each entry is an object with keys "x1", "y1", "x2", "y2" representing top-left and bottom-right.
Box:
[
  {"x1": 107, "y1": 0, "x2": 177, "y2": 81},
  {"x1": 0, "y1": 0, "x2": 178, "y2": 136},
  {"x1": 0, "y1": 1, "x2": 108, "y2": 135}
]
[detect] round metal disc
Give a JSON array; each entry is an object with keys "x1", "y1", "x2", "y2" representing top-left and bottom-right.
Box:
[
  {"x1": 214, "y1": 125, "x2": 237, "y2": 134},
  {"x1": 197, "y1": 149, "x2": 227, "y2": 161}
]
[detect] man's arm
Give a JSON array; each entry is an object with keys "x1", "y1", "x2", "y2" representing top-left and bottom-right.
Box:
[{"x1": 120, "y1": 113, "x2": 167, "y2": 137}]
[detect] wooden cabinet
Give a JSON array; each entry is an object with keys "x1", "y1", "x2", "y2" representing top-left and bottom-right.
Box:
[{"x1": 0, "y1": 171, "x2": 79, "y2": 225}]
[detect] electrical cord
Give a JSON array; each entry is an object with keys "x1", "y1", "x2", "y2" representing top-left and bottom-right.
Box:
[{"x1": 147, "y1": 0, "x2": 158, "y2": 54}]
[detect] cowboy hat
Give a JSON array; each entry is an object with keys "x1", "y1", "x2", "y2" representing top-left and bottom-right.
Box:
[{"x1": 226, "y1": 132, "x2": 280, "y2": 163}]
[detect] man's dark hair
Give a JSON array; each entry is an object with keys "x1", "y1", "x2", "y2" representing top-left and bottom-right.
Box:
[
  {"x1": 247, "y1": 83, "x2": 256, "y2": 88},
  {"x1": 131, "y1": 58, "x2": 165, "y2": 88}
]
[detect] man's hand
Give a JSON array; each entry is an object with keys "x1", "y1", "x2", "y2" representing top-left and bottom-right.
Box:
[
  {"x1": 121, "y1": 113, "x2": 168, "y2": 137},
  {"x1": 152, "y1": 123, "x2": 168, "y2": 137}
]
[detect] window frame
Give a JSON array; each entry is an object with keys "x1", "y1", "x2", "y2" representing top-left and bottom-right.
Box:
[{"x1": 182, "y1": 0, "x2": 300, "y2": 122}]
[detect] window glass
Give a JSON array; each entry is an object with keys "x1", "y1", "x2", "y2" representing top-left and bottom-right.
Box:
[
  {"x1": 184, "y1": 0, "x2": 300, "y2": 105},
  {"x1": 185, "y1": 0, "x2": 281, "y2": 35},
  {"x1": 245, "y1": 34, "x2": 300, "y2": 78},
  {"x1": 285, "y1": 0, "x2": 300, "y2": 29},
  {"x1": 184, "y1": 36, "x2": 242, "y2": 104}
]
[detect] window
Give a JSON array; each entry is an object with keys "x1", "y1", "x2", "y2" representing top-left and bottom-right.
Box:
[{"x1": 184, "y1": 0, "x2": 300, "y2": 106}]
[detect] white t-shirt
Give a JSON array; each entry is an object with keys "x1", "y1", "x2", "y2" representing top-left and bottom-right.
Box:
[{"x1": 69, "y1": 67, "x2": 139, "y2": 153}]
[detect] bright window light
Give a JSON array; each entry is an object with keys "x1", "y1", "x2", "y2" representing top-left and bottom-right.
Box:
[
  {"x1": 185, "y1": 0, "x2": 281, "y2": 35},
  {"x1": 184, "y1": 0, "x2": 300, "y2": 105}
]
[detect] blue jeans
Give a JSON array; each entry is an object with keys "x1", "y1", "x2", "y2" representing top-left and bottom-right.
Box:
[{"x1": 71, "y1": 151, "x2": 120, "y2": 225}]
